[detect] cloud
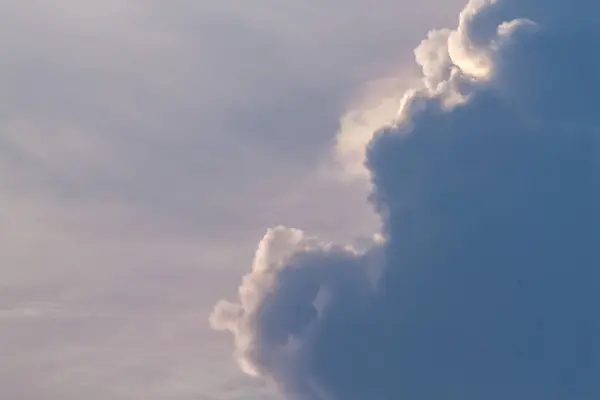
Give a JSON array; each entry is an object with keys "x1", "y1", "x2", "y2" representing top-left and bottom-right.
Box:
[
  {"x1": 210, "y1": 227, "x2": 382, "y2": 387},
  {"x1": 212, "y1": 0, "x2": 600, "y2": 398}
]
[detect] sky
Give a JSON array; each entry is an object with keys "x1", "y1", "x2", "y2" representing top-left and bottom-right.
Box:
[
  {"x1": 4, "y1": 1, "x2": 598, "y2": 399},
  {"x1": 0, "y1": 1, "x2": 467, "y2": 399}
]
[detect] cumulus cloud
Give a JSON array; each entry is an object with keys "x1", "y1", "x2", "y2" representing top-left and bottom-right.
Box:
[
  {"x1": 212, "y1": 0, "x2": 600, "y2": 399},
  {"x1": 210, "y1": 227, "x2": 382, "y2": 395}
]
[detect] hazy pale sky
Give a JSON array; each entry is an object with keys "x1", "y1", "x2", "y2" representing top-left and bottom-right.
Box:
[{"x1": 0, "y1": 1, "x2": 465, "y2": 399}]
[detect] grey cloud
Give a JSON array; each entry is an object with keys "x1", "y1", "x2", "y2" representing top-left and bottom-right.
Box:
[{"x1": 212, "y1": 0, "x2": 600, "y2": 398}]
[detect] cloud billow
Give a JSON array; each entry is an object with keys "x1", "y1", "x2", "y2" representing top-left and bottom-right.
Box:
[{"x1": 211, "y1": 1, "x2": 600, "y2": 398}]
